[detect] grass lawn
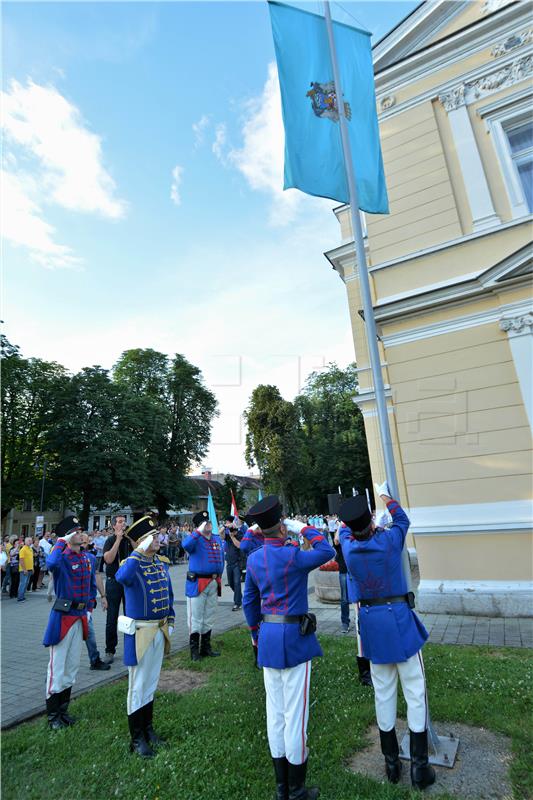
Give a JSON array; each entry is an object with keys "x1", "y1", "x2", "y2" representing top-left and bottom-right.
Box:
[{"x1": 2, "y1": 630, "x2": 532, "y2": 800}]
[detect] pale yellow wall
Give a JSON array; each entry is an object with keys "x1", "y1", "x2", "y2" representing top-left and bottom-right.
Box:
[
  {"x1": 415, "y1": 531, "x2": 533, "y2": 582},
  {"x1": 425, "y1": 1, "x2": 486, "y2": 45}
]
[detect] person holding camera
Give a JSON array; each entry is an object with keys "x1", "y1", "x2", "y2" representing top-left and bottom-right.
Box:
[
  {"x1": 243, "y1": 495, "x2": 335, "y2": 800},
  {"x1": 43, "y1": 516, "x2": 97, "y2": 729},
  {"x1": 220, "y1": 515, "x2": 245, "y2": 611},
  {"x1": 102, "y1": 514, "x2": 132, "y2": 663},
  {"x1": 183, "y1": 511, "x2": 225, "y2": 662},
  {"x1": 338, "y1": 483, "x2": 435, "y2": 791}
]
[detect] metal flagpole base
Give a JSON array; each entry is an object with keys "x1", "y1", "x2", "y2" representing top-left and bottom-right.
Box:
[{"x1": 399, "y1": 726, "x2": 459, "y2": 768}]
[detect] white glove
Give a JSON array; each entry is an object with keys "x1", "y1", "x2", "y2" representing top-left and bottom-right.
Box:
[
  {"x1": 168, "y1": 625, "x2": 174, "y2": 636},
  {"x1": 63, "y1": 530, "x2": 79, "y2": 543},
  {"x1": 249, "y1": 524, "x2": 261, "y2": 532},
  {"x1": 376, "y1": 511, "x2": 390, "y2": 528},
  {"x1": 136, "y1": 534, "x2": 154, "y2": 553},
  {"x1": 283, "y1": 518, "x2": 306, "y2": 534},
  {"x1": 198, "y1": 521, "x2": 208, "y2": 533},
  {"x1": 374, "y1": 480, "x2": 391, "y2": 498},
  {"x1": 87, "y1": 611, "x2": 92, "y2": 621}
]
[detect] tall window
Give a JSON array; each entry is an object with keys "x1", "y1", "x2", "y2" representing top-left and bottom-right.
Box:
[{"x1": 505, "y1": 121, "x2": 533, "y2": 213}]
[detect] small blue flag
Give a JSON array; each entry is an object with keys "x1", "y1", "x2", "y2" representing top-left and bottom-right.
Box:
[
  {"x1": 207, "y1": 489, "x2": 219, "y2": 533},
  {"x1": 258, "y1": 488, "x2": 263, "y2": 501},
  {"x1": 268, "y1": 1, "x2": 388, "y2": 213}
]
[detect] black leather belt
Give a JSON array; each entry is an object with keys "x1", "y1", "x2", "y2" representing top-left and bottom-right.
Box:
[
  {"x1": 262, "y1": 614, "x2": 302, "y2": 623},
  {"x1": 196, "y1": 573, "x2": 221, "y2": 579},
  {"x1": 71, "y1": 601, "x2": 86, "y2": 610},
  {"x1": 360, "y1": 594, "x2": 409, "y2": 607}
]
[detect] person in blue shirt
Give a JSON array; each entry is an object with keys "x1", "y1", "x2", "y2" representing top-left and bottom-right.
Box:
[
  {"x1": 115, "y1": 516, "x2": 175, "y2": 758},
  {"x1": 183, "y1": 510, "x2": 225, "y2": 661},
  {"x1": 221, "y1": 514, "x2": 245, "y2": 611},
  {"x1": 339, "y1": 483, "x2": 435, "y2": 791},
  {"x1": 243, "y1": 495, "x2": 335, "y2": 800}
]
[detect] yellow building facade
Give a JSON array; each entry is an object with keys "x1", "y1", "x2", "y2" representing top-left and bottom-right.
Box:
[{"x1": 326, "y1": 0, "x2": 532, "y2": 616}]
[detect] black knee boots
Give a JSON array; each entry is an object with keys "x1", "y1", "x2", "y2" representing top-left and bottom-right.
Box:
[
  {"x1": 379, "y1": 728, "x2": 402, "y2": 784},
  {"x1": 128, "y1": 707, "x2": 154, "y2": 758},
  {"x1": 58, "y1": 687, "x2": 76, "y2": 726},
  {"x1": 272, "y1": 756, "x2": 289, "y2": 800},
  {"x1": 46, "y1": 693, "x2": 65, "y2": 730},
  {"x1": 410, "y1": 729, "x2": 436, "y2": 790},
  {"x1": 200, "y1": 630, "x2": 220, "y2": 657},
  {"x1": 144, "y1": 700, "x2": 165, "y2": 747},
  {"x1": 356, "y1": 656, "x2": 372, "y2": 687},
  {"x1": 287, "y1": 759, "x2": 319, "y2": 800},
  {"x1": 190, "y1": 632, "x2": 201, "y2": 662}
]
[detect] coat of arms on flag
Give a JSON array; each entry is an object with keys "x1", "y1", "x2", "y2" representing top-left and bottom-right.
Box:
[{"x1": 306, "y1": 81, "x2": 352, "y2": 122}]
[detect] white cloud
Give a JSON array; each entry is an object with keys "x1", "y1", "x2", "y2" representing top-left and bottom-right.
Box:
[
  {"x1": 192, "y1": 114, "x2": 211, "y2": 148},
  {"x1": 226, "y1": 62, "x2": 333, "y2": 226},
  {"x1": 1, "y1": 169, "x2": 81, "y2": 269},
  {"x1": 1, "y1": 78, "x2": 126, "y2": 268},
  {"x1": 170, "y1": 164, "x2": 183, "y2": 206},
  {"x1": 212, "y1": 123, "x2": 227, "y2": 163}
]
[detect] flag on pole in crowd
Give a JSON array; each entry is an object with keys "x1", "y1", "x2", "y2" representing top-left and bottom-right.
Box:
[
  {"x1": 230, "y1": 490, "x2": 239, "y2": 519},
  {"x1": 207, "y1": 489, "x2": 219, "y2": 533},
  {"x1": 258, "y1": 488, "x2": 263, "y2": 501},
  {"x1": 267, "y1": 0, "x2": 389, "y2": 213}
]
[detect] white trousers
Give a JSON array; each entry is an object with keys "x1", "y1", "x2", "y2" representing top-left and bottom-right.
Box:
[
  {"x1": 46, "y1": 620, "x2": 83, "y2": 698},
  {"x1": 370, "y1": 651, "x2": 428, "y2": 733},
  {"x1": 263, "y1": 660, "x2": 312, "y2": 765},
  {"x1": 127, "y1": 629, "x2": 165, "y2": 714},
  {"x1": 187, "y1": 580, "x2": 218, "y2": 634}
]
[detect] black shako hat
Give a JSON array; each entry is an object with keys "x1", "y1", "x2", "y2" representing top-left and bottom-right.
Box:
[
  {"x1": 55, "y1": 516, "x2": 82, "y2": 537},
  {"x1": 246, "y1": 495, "x2": 282, "y2": 530},
  {"x1": 339, "y1": 496, "x2": 372, "y2": 534},
  {"x1": 127, "y1": 515, "x2": 157, "y2": 544},
  {"x1": 192, "y1": 510, "x2": 210, "y2": 528}
]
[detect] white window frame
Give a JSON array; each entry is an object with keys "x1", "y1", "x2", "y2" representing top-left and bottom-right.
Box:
[{"x1": 481, "y1": 93, "x2": 532, "y2": 219}]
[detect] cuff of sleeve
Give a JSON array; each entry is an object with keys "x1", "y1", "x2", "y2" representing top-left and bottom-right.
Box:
[
  {"x1": 248, "y1": 624, "x2": 260, "y2": 631},
  {"x1": 386, "y1": 499, "x2": 399, "y2": 512}
]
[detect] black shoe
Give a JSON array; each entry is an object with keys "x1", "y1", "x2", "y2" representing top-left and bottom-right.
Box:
[
  {"x1": 104, "y1": 653, "x2": 115, "y2": 664},
  {"x1": 46, "y1": 693, "x2": 66, "y2": 731},
  {"x1": 58, "y1": 687, "x2": 77, "y2": 726},
  {"x1": 356, "y1": 656, "x2": 372, "y2": 687},
  {"x1": 144, "y1": 701, "x2": 166, "y2": 747},
  {"x1": 190, "y1": 632, "x2": 201, "y2": 662},
  {"x1": 379, "y1": 728, "x2": 402, "y2": 784},
  {"x1": 90, "y1": 658, "x2": 111, "y2": 671},
  {"x1": 200, "y1": 630, "x2": 220, "y2": 657},
  {"x1": 272, "y1": 756, "x2": 289, "y2": 800},
  {"x1": 128, "y1": 708, "x2": 154, "y2": 758},
  {"x1": 410, "y1": 729, "x2": 436, "y2": 791},
  {"x1": 287, "y1": 759, "x2": 319, "y2": 800}
]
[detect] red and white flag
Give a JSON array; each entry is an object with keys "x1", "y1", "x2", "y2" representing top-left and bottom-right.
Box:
[{"x1": 230, "y1": 491, "x2": 239, "y2": 520}]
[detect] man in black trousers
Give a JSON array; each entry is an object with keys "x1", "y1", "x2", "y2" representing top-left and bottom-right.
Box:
[{"x1": 102, "y1": 514, "x2": 131, "y2": 663}]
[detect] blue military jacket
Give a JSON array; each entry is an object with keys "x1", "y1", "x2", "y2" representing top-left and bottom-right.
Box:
[
  {"x1": 243, "y1": 527, "x2": 335, "y2": 669},
  {"x1": 115, "y1": 551, "x2": 175, "y2": 666},
  {"x1": 240, "y1": 527, "x2": 264, "y2": 556},
  {"x1": 43, "y1": 541, "x2": 96, "y2": 647},
  {"x1": 183, "y1": 530, "x2": 225, "y2": 597},
  {"x1": 340, "y1": 499, "x2": 428, "y2": 664}
]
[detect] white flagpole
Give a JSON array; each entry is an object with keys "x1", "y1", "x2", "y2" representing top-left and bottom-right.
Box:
[{"x1": 322, "y1": 1, "x2": 444, "y2": 758}]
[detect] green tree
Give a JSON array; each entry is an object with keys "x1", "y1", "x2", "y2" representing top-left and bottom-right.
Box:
[
  {"x1": 244, "y1": 385, "x2": 309, "y2": 512},
  {"x1": 1, "y1": 336, "x2": 68, "y2": 520},
  {"x1": 113, "y1": 349, "x2": 218, "y2": 518},
  {"x1": 295, "y1": 362, "x2": 371, "y2": 510},
  {"x1": 214, "y1": 475, "x2": 246, "y2": 520},
  {"x1": 47, "y1": 367, "x2": 153, "y2": 527}
]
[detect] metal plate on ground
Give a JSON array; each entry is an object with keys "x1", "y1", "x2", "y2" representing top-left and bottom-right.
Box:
[{"x1": 399, "y1": 730, "x2": 460, "y2": 768}]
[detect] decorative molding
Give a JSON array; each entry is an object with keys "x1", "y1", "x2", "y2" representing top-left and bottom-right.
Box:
[
  {"x1": 491, "y1": 28, "x2": 533, "y2": 58},
  {"x1": 379, "y1": 94, "x2": 396, "y2": 111},
  {"x1": 408, "y1": 499, "x2": 533, "y2": 535},
  {"x1": 481, "y1": 0, "x2": 515, "y2": 16},
  {"x1": 439, "y1": 55, "x2": 533, "y2": 113},
  {"x1": 500, "y1": 313, "x2": 533, "y2": 337},
  {"x1": 439, "y1": 84, "x2": 466, "y2": 111},
  {"x1": 417, "y1": 580, "x2": 533, "y2": 618}
]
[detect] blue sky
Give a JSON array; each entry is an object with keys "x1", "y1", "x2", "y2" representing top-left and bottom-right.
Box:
[{"x1": 3, "y1": 0, "x2": 417, "y2": 474}]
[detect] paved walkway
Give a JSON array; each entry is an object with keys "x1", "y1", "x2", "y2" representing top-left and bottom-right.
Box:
[{"x1": 2, "y1": 563, "x2": 532, "y2": 728}]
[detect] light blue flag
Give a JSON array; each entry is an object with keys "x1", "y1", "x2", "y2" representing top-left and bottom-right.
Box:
[
  {"x1": 207, "y1": 489, "x2": 219, "y2": 533},
  {"x1": 258, "y1": 488, "x2": 263, "y2": 501},
  {"x1": 268, "y1": 1, "x2": 389, "y2": 213}
]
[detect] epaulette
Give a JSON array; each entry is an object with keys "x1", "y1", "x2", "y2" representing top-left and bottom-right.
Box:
[{"x1": 157, "y1": 555, "x2": 170, "y2": 564}]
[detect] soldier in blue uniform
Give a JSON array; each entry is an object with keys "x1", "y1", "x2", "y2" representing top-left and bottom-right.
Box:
[
  {"x1": 339, "y1": 483, "x2": 435, "y2": 791},
  {"x1": 115, "y1": 516, "x2": 175, "y2": 758},
  {"x1": 240, "y1": 522, "x2": 264, "y2": 666},
  {"x1": 43, "y1": 515, "x2": 97, "y2": 729},
  {"x1": 243, "y1": 495, "x2": 335, "y2": 800},
  {"x1": 183, "y1": 510, "x2": 225, "y2": 662}
]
